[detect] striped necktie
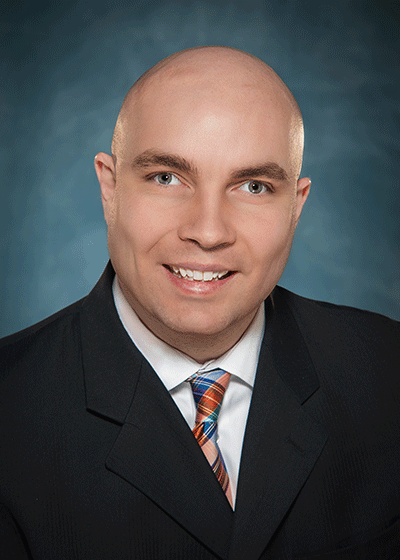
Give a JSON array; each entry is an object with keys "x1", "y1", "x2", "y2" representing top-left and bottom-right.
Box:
[{"x1": 189, "y1": 368, "x2": 233, "y2": 507}]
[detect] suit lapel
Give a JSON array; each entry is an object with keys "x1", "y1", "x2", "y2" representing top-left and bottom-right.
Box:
[
  {"x1": 80, "y1": 264, "x2": 233, "y2": 559},
  {"x1": 229, "y1": 289, "x2": 328, "y2": 560},
  {"x1": 106, "y1": 358, "x2": 233, "y2": 558}
]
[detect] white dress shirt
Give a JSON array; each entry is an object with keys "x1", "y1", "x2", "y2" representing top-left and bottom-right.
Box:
[{"x1": 112, "y1": 277, "x2": 265, "y2": 508}]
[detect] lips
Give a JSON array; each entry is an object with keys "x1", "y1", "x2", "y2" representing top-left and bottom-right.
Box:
[{"x1": 165, "y1": 265, "x2": 233, "y2": 282}]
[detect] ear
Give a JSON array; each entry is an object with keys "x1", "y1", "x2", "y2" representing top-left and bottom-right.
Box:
[
  {"x1": 295, "y1": 176, "x2": 311, "y2": 223},
  {"x1": 94, "y1": 152, "x2": 116, "y2": 225}
]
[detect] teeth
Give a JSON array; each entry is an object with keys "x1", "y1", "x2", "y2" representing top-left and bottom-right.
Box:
[{"x1": 170, "y1": 266, "x2": 229, "y2": 281}]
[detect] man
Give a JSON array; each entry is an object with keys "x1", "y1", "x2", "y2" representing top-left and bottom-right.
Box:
[{"x1": 0, "y1": 46, "x2": 399, "y2": 559}]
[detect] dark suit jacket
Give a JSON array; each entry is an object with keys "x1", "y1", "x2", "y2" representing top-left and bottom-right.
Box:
[{"x1": 1, "y1": 262, "x2": 400, "y2": 559}]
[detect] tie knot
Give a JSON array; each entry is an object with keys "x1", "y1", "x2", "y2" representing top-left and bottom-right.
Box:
[{"x1": 189, "y1": 369, "x2": 230, "y2": 424}]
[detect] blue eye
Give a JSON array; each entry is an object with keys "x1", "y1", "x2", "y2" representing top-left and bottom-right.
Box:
[
  {"x1": 239, "y1": 180, "x2": 271, "y2": 194},
  {"x1": 154, "y1": 173, "x2": 181, "y2": 185}
]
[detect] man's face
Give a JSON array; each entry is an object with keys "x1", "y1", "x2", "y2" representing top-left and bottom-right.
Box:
[{"x1": 96, "y1": 70, "x2": 309, "y2": 359}]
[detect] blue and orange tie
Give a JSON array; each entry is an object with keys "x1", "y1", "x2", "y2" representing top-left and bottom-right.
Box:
[{"x1": 189, "y1": 368, "x2": 233, "y2": 507}]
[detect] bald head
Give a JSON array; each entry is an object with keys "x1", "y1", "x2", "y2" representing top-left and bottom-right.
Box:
[{"x1": 111, "y1": 46, "x2": 304, "y2": 177}]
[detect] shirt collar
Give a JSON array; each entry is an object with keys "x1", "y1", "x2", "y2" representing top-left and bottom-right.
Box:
[{"x1": 112, "y1": 276, "x2": 264, "y2": 391}]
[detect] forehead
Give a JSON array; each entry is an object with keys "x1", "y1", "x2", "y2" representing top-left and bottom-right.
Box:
[{"x1": 120, "y1": 66, "x2": 300, "y2": 178}]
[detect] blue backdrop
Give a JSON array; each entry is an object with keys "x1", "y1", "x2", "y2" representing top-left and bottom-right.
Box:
[{"x1": 1, "y1": 0, "x2": 399, "y2": 337}]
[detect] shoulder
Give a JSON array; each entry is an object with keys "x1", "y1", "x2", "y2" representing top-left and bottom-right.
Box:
[
  {"x1": 274, "y1": 285, "x2": 400, "y2": 344},
  {"x1": 273, "y1": 286, "x2": 400, "y2": 391},
  {"x1": 273, "y1": 287, "x2": 400, "y2": 412},
  {"x1": 0, "y1": 263, "x2": 115, "y2": 395},
  {"x1": 0, "y1": 262, "x2": 116, "y2": 356},
  {"x1": 272, "y1": 285, "x2": 400, "y2": 418},
  {"x1": 0, "y1": 297, "x2": 86, "y2": 375},
  {"x1": 0, "y1": 297, "x2": 91, "y2": 456}
]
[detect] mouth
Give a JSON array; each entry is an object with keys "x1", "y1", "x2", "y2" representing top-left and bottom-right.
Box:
[{"x1": 164, "y1": 265, "x2": 234, "y2": 282}]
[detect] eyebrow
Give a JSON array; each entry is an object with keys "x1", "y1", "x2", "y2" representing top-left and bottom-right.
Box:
[
  {"x1": 132, "y1": 149, "x2": 289, "y2": 182},
  {"x1": 132, "y1": 150, "x2": 198, "y2": 176},
  {"x1": 229, "y1": 163, "x2": 289, "y2": 182}
]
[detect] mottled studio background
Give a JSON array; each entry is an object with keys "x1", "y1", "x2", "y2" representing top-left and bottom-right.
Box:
[{"x1": 1, "y1": 0, "x2": 399, "y2": 337}]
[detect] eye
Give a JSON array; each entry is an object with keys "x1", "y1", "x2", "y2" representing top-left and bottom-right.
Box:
[
  {"x1": 153, "y1": 173, "x2": 182, "y2": 186},
  {"x1": 239, "y1": 180, "x2": 272, "y2": 194}
]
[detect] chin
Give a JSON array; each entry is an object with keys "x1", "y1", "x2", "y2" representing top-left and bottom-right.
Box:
[
  {"x1": 169, "y1": 319, "x2": 223, "y2": 337},
  {"x1": 162, "y1": 311, "x2": 236, "y2": 339}
]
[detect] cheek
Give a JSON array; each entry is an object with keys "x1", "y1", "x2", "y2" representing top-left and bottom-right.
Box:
[
  {"x1": 114, "y1": 198, "x2": 152, "y2": 245},
  {"x1": 250, "y1": 210, "x2": 296, "y2": 261},
  {"x1": 110, "y1": 196, "x2": 178, "y2": 263}
]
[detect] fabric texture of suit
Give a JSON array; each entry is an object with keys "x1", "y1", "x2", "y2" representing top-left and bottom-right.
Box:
[{"x1": 1, "y1": 262, "x2": 399, "y2": 559}]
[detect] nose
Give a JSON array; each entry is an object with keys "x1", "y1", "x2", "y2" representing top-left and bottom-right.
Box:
[{"x1": 177, "y1": 191, "x2": 236, "y2": 250}]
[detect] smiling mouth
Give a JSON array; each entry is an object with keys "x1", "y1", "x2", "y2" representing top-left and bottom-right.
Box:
[{"x1": 165, "y1": 265, "x2": 233, "y2": 282}]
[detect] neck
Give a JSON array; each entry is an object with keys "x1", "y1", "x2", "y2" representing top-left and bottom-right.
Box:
[{"x1": 135, "y1": 308, "x2": 259, "y2": 363}]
